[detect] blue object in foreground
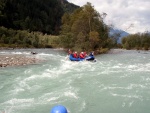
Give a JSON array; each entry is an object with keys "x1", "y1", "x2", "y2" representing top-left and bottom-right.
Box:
[{"x1": 51, "y1": 105, "x2": 68, "y2": 113}]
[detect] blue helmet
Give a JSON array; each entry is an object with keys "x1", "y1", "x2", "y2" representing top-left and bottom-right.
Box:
[{"x1": 50, "y1": 105, "x2": 68, "y2": 113}]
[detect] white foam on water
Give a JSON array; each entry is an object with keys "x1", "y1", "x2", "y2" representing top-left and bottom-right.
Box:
[
  {"x1": 135, "y1": 63, "x2": 150, "y2": 72},
  {"x1": 44, "y1": 67, "x2": 69, "y2": 79},
  {"x1": 79, "y1": 101, "x2": 86, "y2": 112},
  {"x1": 10, "y1": 74, "x2": 51, "y2": 95},
  {"x1": 38, "y1": 92, "x2": 62, "y2": 104},
  {"x1": 47, "y1": 97, "x2": 60, "y2": 102},
  {"x1": 37, "y1": 53, "x2": 53, "y2": 57},
  {"x1": 0, "y1": 51, "x2": 8, "y2": 54},
  {"x1": 61, "y1": 60, "x2": 76, "y2": 69},
  {"x1": 21, "y1": 68, "x2": 60, "y2": 83},
  {"x1": 38, "y1": 52, "x2": 65, "y2": 59},
  {"x1": 24, "y1": 75, "x2": 41, "y2": 81},
  {"x1": 35, "y1": 85, "x2": 79, "y2": 105},
  {"x1": 99, "y1": 85, "x2": 130, "y2": 92},
  {"x1": 11, "y1": 52, "x2": 28, "y2": 55},
  {"x1": 100, "y1": 82, "x2": 147, "y2": 91},
  {"x1": 19, "y1": 79, "x2": 31, "y2": 89},
  {"x1": 52, "y1": 60, "x2": 95, "y2": 76},
  {"x1": 58, "y1": 61, "x2": 78, "y2": 74},
  {"x1": 64, "y1": 91, "x2": 78, "y2": 99},
  {"x1": 0, "y1": 51, "x2": 31, "y2": 55},
  {"x1": 129, "y1": 84, "x2": 146, "y2": 89},
  {"x1": 10, "y1": 87, "x2": 25, "y2": 95},
  {"x1": 110, "y1": 93, "x2": 143, "y2": 101},
  {"x1": 24, "y1": 69, "x2": 32, "y2": 74},
  {"x1": 100, "y1": 61, "x2": 150, "y2": 76},
  {"x1": 124, "y1": 63, "x2": 150, "y2": 72},
  {"x1": 10, "y1": 59, "x2": 82, "y2": 96},
  {"x1": 39, "y1": 52, "x2": 51, "y2": 55},
  {"x1": 9, "y1": 82, "x2": 30, "y2": 95},
  {"x1": 1, "y1": 98, "x2": 34, "y2": 107},
  {"x1": 0, "y1": 98, "x2": 34, "y2": 113},
  {"x1": 61, "y1": 86, "x2": 79, "y2": 100},
  {"x1": 9, "y1": 77, "x2": 32, "y2": 95},
  {"x1": 111, "y1": 65, "x2": 122, "y2": 68}
]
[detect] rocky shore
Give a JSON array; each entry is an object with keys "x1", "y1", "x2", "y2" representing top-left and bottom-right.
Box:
[{"x1": 0, "y1": 54, "x2": 42, "y2": 67}]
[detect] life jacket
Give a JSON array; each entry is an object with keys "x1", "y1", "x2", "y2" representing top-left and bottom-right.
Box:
[
  {"x1": 79, "y1": 53, "x2": 84, "y2": 59},
  {"x1": 73, "y1": 53, "x2": 78, "y2": 58},
  {"x1": 83, "y1": 52, "x2": 87, "y2": 57}
]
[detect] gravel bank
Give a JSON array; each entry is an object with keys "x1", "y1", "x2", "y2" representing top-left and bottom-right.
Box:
[{"x1": 0, "y1": 54, "x2": 42, "y2": 67}]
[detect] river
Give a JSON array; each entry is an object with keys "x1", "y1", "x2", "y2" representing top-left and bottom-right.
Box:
[{"x1": 0, "y1": 49, "x2": 150, "y2": 113}]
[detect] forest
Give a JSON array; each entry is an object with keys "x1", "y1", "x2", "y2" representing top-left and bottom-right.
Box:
[
  {"x1": 0, "y1": 0, "x2": 79, "y2": 34},
  {"x1": 0, "y1": 0, "x2": 78, "y2": 48},
  {"x1": 122, "y1": 32, "x2": 150, "y2": 50}
]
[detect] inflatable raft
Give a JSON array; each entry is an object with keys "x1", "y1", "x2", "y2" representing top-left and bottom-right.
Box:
[{"x1": 69, "y1": 54, "x2": 96, "y2": 62}]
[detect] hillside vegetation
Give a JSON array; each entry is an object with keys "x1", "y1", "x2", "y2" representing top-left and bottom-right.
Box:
[
  {"x1": 122, "y1": 32, "x2": 150, "y2": 50},
  {"x1": 0, "y1": 26, "x2": 60, "y2": 48},
  {"x1": 0, "y1": 0, "x2": 79, "y2": 34}
]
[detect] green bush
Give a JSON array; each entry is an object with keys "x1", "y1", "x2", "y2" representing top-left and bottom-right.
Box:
[{"x1": 0, "y1": 26, "x2": 60, "y2": 48}]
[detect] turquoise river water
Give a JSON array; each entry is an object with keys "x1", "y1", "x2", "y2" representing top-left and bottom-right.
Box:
[{"x1": 0, "y1": 49, "x2": 150, "y2": 113}]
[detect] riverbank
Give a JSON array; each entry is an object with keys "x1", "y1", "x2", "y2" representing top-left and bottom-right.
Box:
[{"x1": 0, "y1": 54, "x2": 42, "y2": 67}]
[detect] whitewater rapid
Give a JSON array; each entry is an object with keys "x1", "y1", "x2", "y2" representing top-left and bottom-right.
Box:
[{"x1": 0, "y1": 49, "x2": 150, "y2": 113}]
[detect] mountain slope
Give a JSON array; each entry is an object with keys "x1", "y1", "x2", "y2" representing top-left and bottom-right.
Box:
[
  {"x1": 109, "y1": 28, "x2": 129, "y2": 43},
  {"x1": 0, "y1": 0, "x2": 79, "y2": 34}
]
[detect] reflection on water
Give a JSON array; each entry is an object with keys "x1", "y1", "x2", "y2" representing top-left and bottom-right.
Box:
[{"x1": 0, "y1": 49, "x2": 150, "y2": 113}]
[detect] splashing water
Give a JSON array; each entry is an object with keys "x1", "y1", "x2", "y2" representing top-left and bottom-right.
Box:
[{"x1": 0, "y1": 49, "x2": 150, "y2": 113}]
